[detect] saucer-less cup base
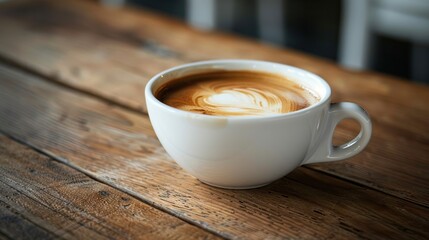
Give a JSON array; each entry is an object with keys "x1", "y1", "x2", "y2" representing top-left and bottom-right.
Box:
[
  {"x1": 145, "y1": 60, "x2": 372, "y2": 189},
  {"x1": 200, "y1": 180, "x2": 273, "y2": 189}
]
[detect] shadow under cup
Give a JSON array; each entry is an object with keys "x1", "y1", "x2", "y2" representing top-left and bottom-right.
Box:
[{"x1": 145, "y1": 60, "x2": 371, "y2": 189}]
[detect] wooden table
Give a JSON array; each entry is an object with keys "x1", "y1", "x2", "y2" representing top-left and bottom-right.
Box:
[{"x1": 0, "y1": 0, "x2": 428, "y2": 239}]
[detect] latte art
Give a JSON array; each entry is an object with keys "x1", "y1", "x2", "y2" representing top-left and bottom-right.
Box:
[
  {"x1": 204, "y1": 89, "x2": 283, "y2": 115},
  {"x1": 156, "y1": 70, "x2": 319, "y2": 116},
  {"x1": 194, "y1": 86, "x2": 287, "y2": 115}
]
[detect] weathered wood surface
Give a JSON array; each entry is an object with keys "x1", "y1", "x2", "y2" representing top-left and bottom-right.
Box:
[
  {"x1": 0, "y1": 134, "x2": 220, "y2": 240},
  {"x1": 0, "y1": 0, "x2": 428, "y2": 208},
  {"x1": 1, "y1": 64, "x2": 428, "y2": 239}
]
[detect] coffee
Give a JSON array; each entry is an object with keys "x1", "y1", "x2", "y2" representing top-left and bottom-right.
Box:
[
  {"x1": 156, "y1": 70, "x2": 319, "y2": 116},
  {"x1": 147, "y1": 60, "x2": 372, "y2": 188}
]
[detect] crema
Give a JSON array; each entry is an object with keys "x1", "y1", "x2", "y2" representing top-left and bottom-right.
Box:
[{"x1": 156, "y1": 70, "x2": 319, "y2": 116}]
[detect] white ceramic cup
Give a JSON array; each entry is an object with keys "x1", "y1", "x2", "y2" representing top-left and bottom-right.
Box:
[{"x1": 145, "y1": 60, "x2": 372, "y2": 189}]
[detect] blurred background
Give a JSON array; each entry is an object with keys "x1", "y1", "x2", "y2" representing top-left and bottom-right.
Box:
[{"x1": 105, "y1": 0, "x2": 429, "y2": 84}]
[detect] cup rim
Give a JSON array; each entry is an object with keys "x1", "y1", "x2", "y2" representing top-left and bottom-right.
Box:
[{"x1": 145, "y1": 59, "x2": 331, "y2": 121}]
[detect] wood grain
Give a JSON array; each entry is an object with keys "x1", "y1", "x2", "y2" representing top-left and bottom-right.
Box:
[
  {"x1": 0, "y1": 64, "x2": 428, "y2": 239},
  {"x1": 0, "y1": 135, "x2": 220, "y2": 240},
  {"x1": 0, "y1": 0, "x2": 428, "y2": 207}
]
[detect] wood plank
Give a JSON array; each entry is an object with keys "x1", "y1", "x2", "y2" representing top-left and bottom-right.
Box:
[
  {"x1": 0, "y1": 64, "x2": 428, "y2": 239},
  {"x1": 0, "y1": 135, "x2": 220, "y2": 240},
  {"x1": 0, "y1": 0, "x2": 428, "y2": 207},
  {"x1": 1, "y1": 0, "x2": 428, "y2": 113}
]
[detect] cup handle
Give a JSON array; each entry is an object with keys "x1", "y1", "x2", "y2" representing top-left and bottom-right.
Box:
[{"x1": 302, "y1": 102, "x2": 372, "y2": 165}]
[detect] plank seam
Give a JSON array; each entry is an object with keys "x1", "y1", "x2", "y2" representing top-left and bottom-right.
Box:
[
  {"x1": 0, "y1": 133, "x2": 230, "y2": 240},
  {"x1": 0, "y1": 55, "x2": 145, "y2": 115},
  {"x1": 0, "y1": 198, "x2": 66, "y2": 240},
  {"x1": 303, "y1": 166, "x2": 429, "y2": 209}
]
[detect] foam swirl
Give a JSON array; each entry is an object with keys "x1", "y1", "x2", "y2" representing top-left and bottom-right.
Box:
[{"x1": 156, "y1": 71, "x2": 319, "y2": 116}]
